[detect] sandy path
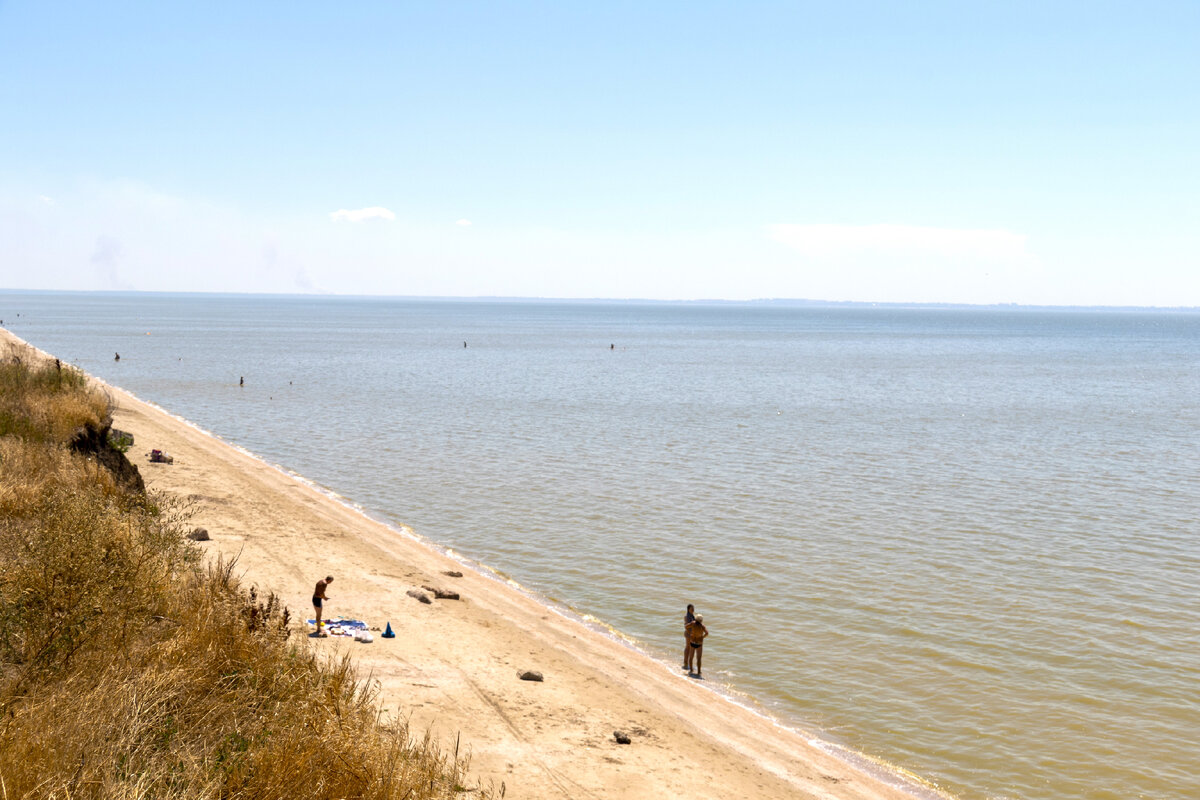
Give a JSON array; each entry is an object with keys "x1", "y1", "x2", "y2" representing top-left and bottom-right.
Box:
[{"x1": 4, "y1": 330, "x2": 932, "y2": 800}]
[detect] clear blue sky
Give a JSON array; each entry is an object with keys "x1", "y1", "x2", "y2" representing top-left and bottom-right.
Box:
[{"x1": 2, "y1": 1, "x2": 1197, "y2": 304}]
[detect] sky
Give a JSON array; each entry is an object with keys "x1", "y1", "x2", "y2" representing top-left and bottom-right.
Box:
[{"x1": 1, "y1": 1, "x2": 1198, "y2": 305}]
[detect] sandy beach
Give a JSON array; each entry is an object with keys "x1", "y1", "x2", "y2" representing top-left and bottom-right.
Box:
[{"x1": 4, "y1": 330, "x2": 929, "y2": 800}]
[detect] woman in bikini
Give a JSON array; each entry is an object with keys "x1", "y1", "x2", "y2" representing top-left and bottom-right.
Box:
[{"x1": 688, "y1": 614, "x2": 708, "y2": 677}]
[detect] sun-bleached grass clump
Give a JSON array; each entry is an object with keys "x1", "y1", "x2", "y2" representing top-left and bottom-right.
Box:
[
  {"x1": 0, "y1": 351, "x2": 487, "y2": 799},
  {"x1": 0, "y1": 443, "x2": 190, "y2": 694},
  {"x1": 0, "y1": 344, "x2": 109, "y2": 444}
]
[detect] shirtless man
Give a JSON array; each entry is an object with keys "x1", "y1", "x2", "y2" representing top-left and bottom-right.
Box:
[
  {"x1": 312, "y1": 576, "x2": 333, "y2": 635},
  {"x1": 683, "y1": 604, "x2": 696, "y2": 671},
  {"x1": 688, "y1": 614, "x2": 709, "y2": 677}
]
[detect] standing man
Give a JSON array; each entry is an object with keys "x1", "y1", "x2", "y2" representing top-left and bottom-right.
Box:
[
  {"x1": 683, "y1": 604, "x2": 696, "y2": 671},
  {"x1": 312, "y1": 575, "x2": 333, "y2": 635},
  {"x1": 688, "y1": 614, "x2": 709, "y2": 677}
]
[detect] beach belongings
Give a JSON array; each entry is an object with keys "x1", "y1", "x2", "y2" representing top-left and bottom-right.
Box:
[
  {"x1": 187, "y1": 528, "x2": 210, "y2": 541},
  {"x1": 613, "y1": 731, "x2": 632, "y2": 745},
  {"x1": 354, "y1": 629, "x2": 374, "y2": 643},
  {"x1": 442, "y1": 570, "x2": 464, "y2": 578},
  {"x1": 422, "y1": 585, "x2": 460, "y2": 600},
  {"x1": 148, "y1": 449, "x2": 174, "y2": 464},
  {"x1": 406, "y1": 589, "x2": 432, "y2": 604},
  {"x1": 307, "y1": 618, "x2": 369, "y2": 637},
  {"x1": 382, "y1": 622, "x2": 395, "y2": 638},
  {"x1": 517, "y1": 670, "x2": 544, "y2": 682}
]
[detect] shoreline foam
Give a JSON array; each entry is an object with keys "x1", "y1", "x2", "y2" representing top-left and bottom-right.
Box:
[{"x1": 3, "y1": 327, "x2": 951, "y2": 800}]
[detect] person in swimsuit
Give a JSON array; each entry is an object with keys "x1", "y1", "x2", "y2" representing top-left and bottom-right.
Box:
[
  {"x1": 683, "y1": 604, "x2": 696, "y2": 671},
  {"x1": 312, "y1": 576, "x2": 333, "y2": 635},
  {"x1": 688, "y1": 614, "x2": 709, "y2": 677}
]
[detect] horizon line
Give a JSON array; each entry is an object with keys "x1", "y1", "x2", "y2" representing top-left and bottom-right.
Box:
[{"x1": 1, "y1": 287, "x2": 1198, "y2": 313}]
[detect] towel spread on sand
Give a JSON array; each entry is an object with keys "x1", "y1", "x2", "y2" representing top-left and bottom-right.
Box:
[{"x1": 308, "y1": 618, "x2": 368, "y2": 635}]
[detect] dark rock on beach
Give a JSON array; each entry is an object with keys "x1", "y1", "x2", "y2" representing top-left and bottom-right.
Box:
[
  {"x1": 406, "y1": 589, "x2": 432, "y2": 605},
  {"x1": 442, "y1": 570, "x2": 464, "y2": 578},
  {"x1": 613, "y1": 731, "x2": 632, "y2": 745},
  {"x1": 422, "y1": 585, "x2": 460, "y2": 600},
  {"x1": 187, "y1": 528, "x2": 211, "y2": 541},
  {"x1": 517, "y1": 670, "x2": 544, "y2": 682}
]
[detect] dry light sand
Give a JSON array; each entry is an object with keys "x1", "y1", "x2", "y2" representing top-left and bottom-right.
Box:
[{"x1": 6, "y1": 330, "x2": 937, "y2": 800}]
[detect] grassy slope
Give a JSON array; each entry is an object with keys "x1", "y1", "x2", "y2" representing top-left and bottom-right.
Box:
[{"x1": 0, "y1": 346, "x2": 488, "y2": 799}]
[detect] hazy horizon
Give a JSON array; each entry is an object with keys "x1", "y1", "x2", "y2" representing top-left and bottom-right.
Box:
[{"x1": 4, "y1": 286, "x2": 1200, "y2": 312}]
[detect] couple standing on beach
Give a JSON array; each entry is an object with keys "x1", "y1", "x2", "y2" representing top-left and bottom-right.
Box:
[{"x1": 684, "y1": 604, "x2": 708, "y2": 677}]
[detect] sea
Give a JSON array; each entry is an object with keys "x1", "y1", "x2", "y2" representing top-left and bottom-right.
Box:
[{"x1": 2, "y1": 291, "x2": 1197, "y2": 800}]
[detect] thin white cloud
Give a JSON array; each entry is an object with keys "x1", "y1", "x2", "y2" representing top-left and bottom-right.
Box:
[
  {"x1": 456, "y1": 218, "x2": 472, "y2": 226},
  {"x1": 767, "y1": 223, "x2": 1028, "y2": 260},
  {"x1": 329, "y1": 206, "x2": 396, "y2": 223},
  {"x1": 38, "y1": 194, "x2": 55, "y2": 205}
]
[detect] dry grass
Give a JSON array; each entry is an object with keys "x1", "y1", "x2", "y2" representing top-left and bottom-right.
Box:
[
  {"x1": 0, "y1": 344, "x2": 109, "y2": 444},
  {"x1": 0, "y1": 352, "x2": 489, "y2": 799},
  {"x1": 0, "y1": 558, "x2": 478, "y2": 799}
]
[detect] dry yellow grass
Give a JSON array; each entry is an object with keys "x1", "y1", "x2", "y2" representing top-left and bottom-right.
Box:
[
  {"x1": 0, "y1": 351, "x2": 489, "y2": 799},
  {"x1": 1, "y1": 344, "x2": 109, "y2": 444},
  {"x1": 0, "y1": 438, "x2": 125, "y2": 516},
  {"x1": 0, "y1": 557, "x2": 480, "y2": 799}
]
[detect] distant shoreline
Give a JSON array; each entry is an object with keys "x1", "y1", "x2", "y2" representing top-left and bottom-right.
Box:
[{"x1": 2, "y1": 286, "x2": 1198, "y2": 312}]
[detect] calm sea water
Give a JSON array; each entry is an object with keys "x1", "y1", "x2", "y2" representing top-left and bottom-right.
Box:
[{"x1": 3, "y1": 292, "x2": 1197, "y2": 800}]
